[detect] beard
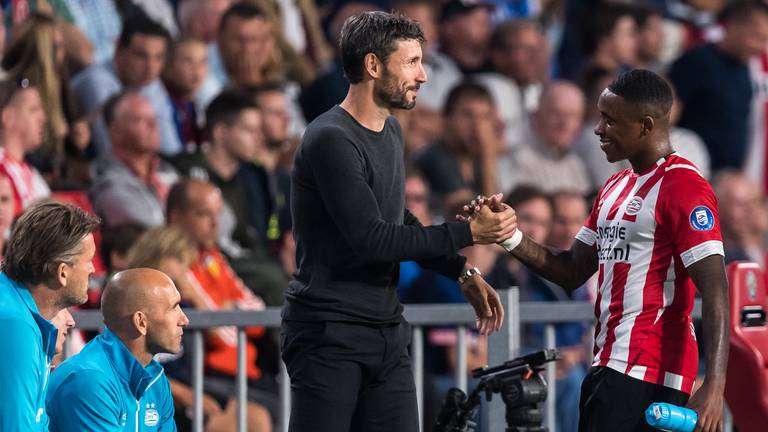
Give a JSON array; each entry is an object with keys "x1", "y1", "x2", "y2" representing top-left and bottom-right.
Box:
[{"x1": 375, "y1": 70, "x2": 419, "y2": 110}]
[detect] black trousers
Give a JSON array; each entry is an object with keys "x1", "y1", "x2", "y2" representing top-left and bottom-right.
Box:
[
  {"x1": 281, "y1": 319, "x2": 419, "y2": 432},
  {"x1": 578, "y1": 366, "x2": 689, "y2": 432}
]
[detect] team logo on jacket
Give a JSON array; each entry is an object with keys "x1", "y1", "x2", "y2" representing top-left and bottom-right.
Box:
[
  {"x1": 625, "y1": 196, "x2": 643, "y2": 216},
  {"x1": 144, "y1": 408, "x2": 159, "y2": 426},
  {"x1": 689, "y1": 206, "x2": 714, "y2": 231}
]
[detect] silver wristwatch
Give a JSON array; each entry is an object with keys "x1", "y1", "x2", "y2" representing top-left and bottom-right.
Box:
[{"x1": 458, "y1": 266, "x2": 482, "y2": 285}]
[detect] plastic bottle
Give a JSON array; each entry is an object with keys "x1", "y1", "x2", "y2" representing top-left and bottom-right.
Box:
[{"x1": 645, "y1": 403, "x2": 698, "y2": 432}]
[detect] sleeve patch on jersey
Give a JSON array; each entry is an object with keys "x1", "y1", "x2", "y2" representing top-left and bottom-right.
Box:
[{"x1": 689, "y1": 206, "x2": 715, "y2": 231}]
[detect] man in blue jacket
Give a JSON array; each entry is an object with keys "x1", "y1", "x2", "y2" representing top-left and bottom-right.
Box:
[
  {"x1": 0, "y1": 202, "x2": 100, "y2": 431},
  {"x1": 46, "y1": 268, "x2": 189, "y2": 431}
]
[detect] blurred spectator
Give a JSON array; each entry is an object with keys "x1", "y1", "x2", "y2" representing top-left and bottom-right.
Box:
[
  {"x1": 669, "y1": 86, "x2": 711, "y2": 179},
  {"x1": 545, "y1": 190, "x2": 592, "y2": 432},
  {"x1": 669, "y1": 0, "x2": 768, "y2": 172},
  {"x1": 214, "y1": 2, "x2": 309, "y2": 134},
  {"x1": 499, "y1": 80, "x2": 590, "y2": 195},
  {"x1": 0, "y1": 174, "x2": 16, "y2": 257},
  {"x1": 439, "y1": 0, "x2": 495, "y2": 73},
  {"x1": 398, "y1": 172, "x2": 434, "y2": 299},
  {"x1": 68, "y1": 0, "x2": 122, "y2": 64},
  {"x1": 477, "y1": 19, "x2": 548, "y2": 150},
  {"x1": 162, "y1": 36, "x2": 208, "y2": 153},
  {"x1": 633, "y1": 5, "x2": 666, "y2": 73},
  {"x1": 486, "y1": 185, "x2": 584, "y2": 432},
  {"x1": 298, "y1": 1, "x2": 381, "y2": 122},
  {"x1": 172, "y1": 90, "x2": 287, "y2": 306},
  {"x1": 713, "y1": 170, "x2": 768, "y2": 268},
  {"x1": 89, "y1": 91, "x2": 178, "y2": 228},
  {"x1": 251, "y1": 83, "x2": 297, "y2": 238},
  {"x1": 171, "y1": 90, "x2": 273, "y2": 255},
  {"x1": 99, "y1": 222, "x2": 147, "y2": 275},
  {"x1": 0, "y1": 79, "x2": 50, "y2": 216},
  {"x1": 572, "y1": 65, "x2": 626, "y2": 190},
  {"x1": 167, "y1": 178, "x2": 277, "y2": 431},
  {"x1": 177, "y1": 0, "x2": 235, "y2": 109},
  {"x1": 2, "y1": 13, "x2": 69, "y2": 167},
  {"x1": 71, "y1": 15, "x2": 181, "y2": 155},
  {"x1": 413, "y1": 82, "x2": 500, "y2": 211},
  {"x1": 392, "y1": 0, "x2": 458, "y2": 154},
  {"x1": 580, "y1": 2, "x2": 638, "y2": 78}
]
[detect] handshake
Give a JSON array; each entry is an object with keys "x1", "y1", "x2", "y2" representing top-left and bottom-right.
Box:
[{"x1": 457, "y1": 193, "x2": 522, "y2": 251}]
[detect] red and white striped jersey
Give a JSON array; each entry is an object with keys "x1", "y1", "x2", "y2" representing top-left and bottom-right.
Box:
[{"x1": 575, "y1": 154, "x2": 723, "y2": 394}]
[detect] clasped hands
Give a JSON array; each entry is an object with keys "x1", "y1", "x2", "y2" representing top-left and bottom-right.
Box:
[
  {"x1": 454, "y1": 194, "x2": 516, "y2": 336},
  {"x1": 458, "y1": 193, "x2": 518, "y2": 245}
]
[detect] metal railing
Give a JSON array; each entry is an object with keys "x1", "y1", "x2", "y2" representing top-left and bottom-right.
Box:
[{"x1": 69, "y1": 289, "x2": 727, "y2": 432}]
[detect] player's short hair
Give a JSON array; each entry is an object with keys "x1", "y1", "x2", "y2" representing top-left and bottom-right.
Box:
[
  {"x1": 443, "y1": 81, "x2": 494, "y2": 116},
  {"x1": 607, "y1": 69, "x2": 673, "y2": 118},
  {"x1": 340, "y1": 11, "x2": 425, "y2": 84}
]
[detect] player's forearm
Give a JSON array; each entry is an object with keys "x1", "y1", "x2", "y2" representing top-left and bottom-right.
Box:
[
  {"x1": 508, "y1": 236, "x2": 589, "y2": 292},
  {"x1": 689, "y1": 256, "x2": 730, "y2": 383},
  {"x1": 701, "y1": 286, "x2": 729, "y2": 383}
]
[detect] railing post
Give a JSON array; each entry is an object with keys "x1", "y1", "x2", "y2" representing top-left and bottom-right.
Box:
[
  {"x1": 456, "y1": 325, "x2": 468, "y2": 393},
  {"x1": 487, "y1": 287, "x2": 520, "y2": 431},
  {"x1": 192, "y1": 330, "x2": 204, "y2": 432},
  {"x1": 280, "y1": 359, "x2": 290, "y2": 432},
  {"x1": 237, "y1": 328, "x2": 247, "y2": 432},
  {"x1": 544, "y1": 323, "x2": 557, "y2": 432},
  {"x1": 412, "y1": 325, "x2": 424, "y2": 432}
]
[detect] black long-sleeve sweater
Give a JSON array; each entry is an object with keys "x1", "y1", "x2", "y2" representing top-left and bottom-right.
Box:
[{"x1": 283, "y1": 106, "x2": 474, "y2": 323}]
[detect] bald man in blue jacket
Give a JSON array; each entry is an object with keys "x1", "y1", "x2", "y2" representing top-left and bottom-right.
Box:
[{"x1": 46, "y1": 268, "x2": 189, "y2": 431}]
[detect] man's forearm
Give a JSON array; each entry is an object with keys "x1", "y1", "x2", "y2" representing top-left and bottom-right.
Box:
[
  {"x1": 701, "y1": 290, "x2": 729, "y2": 383},
  {"x1": 509, "y1": 235, "x2": 595, "y2": 292}
]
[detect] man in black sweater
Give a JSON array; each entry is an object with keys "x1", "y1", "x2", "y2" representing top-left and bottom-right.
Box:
[{"x1": 283, "y1": 11, "x2": 517, "y2": 432}]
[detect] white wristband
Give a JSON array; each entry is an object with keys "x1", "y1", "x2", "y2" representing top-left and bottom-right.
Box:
[{"x1": 499, "y1": 229, "x2": 523, "y2": 252}]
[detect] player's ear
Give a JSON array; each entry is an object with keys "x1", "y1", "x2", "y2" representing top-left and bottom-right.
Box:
[
  {"x1": 640, "y1": 116, "x2": 654, "y2": 136},
  {"x1": 364, "y1": 53, "x2": 382, "y2": 79}
]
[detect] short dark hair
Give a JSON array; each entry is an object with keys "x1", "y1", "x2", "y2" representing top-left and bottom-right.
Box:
[
  {"x1": 583, "y1": 3, "x2": 636, "y2": 54},
  {"x1": 504, "y1": 185, "x2": 551, "y2": 209},
  {"x1": 167, "y1": 178, "x2": 194, "y2": 217},
  {"x1": 2, "y1": 202, "x2": 101, "y2": 286},
  {"x1": 443, "y1": 81, "x2": 494, "y2": 116},
  {"x1": 100, "y1": 222, "x2": 147, "y2": 272},
  {"x1": 103, "y1": 90, "x2": 143, "y2": 126},
  {"x1": 718, "y1": 0, "x2": 768, "y2": 24},
  {"x1": 118, "y1": 15, "x2": 171, "y2": 49},
  {"x1": 340, "y1": 11, "x2": 425, "y2": 84},
  {"x1": 205, "y1": 90, "x2": 260, "y2": 131},
  {"x1": 490, "y1": 19, "x2": 543, "y2": 52},
  {"x1": 607, "y1": 69, "x2": 673, "y2": 118},
  {"x1": 219, "y1": 2, "x2": 265, "y2": 33}
]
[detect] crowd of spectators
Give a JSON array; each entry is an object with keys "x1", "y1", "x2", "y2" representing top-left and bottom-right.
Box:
[{"x1": 2, "y1": 0, "x2": 768, "y2": 430}]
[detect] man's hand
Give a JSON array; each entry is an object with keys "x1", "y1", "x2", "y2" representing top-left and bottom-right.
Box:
[
  {"x1": 460, "y1": 274, "x2": 504, "y2": 335},
  {"x1": 467, "y1": 196, "x2": 517, "y2": 244},
  {"x1": 686, "y1": 379, "x2": 725, "y2": 432}
]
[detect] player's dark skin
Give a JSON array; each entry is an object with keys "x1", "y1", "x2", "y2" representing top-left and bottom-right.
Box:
[{"x1": 461, "y1": 89, "x2": 729, "y2": 432}]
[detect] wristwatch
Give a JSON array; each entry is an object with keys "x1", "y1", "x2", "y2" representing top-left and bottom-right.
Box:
[{"x1": 458, "y1": 266, "x2": 482, "y2": 285}]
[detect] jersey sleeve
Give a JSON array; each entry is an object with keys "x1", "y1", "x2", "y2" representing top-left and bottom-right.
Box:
[
  {"x1": 657, "y1": 167, "x2": 724, "y2": 267},
  {"x1": 0, "y1": 319, "x2": 42, "y2": 431},
  {"x1": 575, "y1": 194, "x2": 600, "y2": 246}
]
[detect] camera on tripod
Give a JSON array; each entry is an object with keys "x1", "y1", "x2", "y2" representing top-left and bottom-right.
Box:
[{"x1": 432, "y1": 349, "x2": 561, "y2": 432}]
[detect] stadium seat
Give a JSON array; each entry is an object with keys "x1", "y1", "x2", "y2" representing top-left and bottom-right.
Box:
[{"x1": 724, "y1": 261, "x2": 768, "y2": 432}]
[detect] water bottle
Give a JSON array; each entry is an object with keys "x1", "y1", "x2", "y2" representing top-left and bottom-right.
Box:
[{"x1": 645, "y1": 403, "x2": 698, "y2": 432}]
